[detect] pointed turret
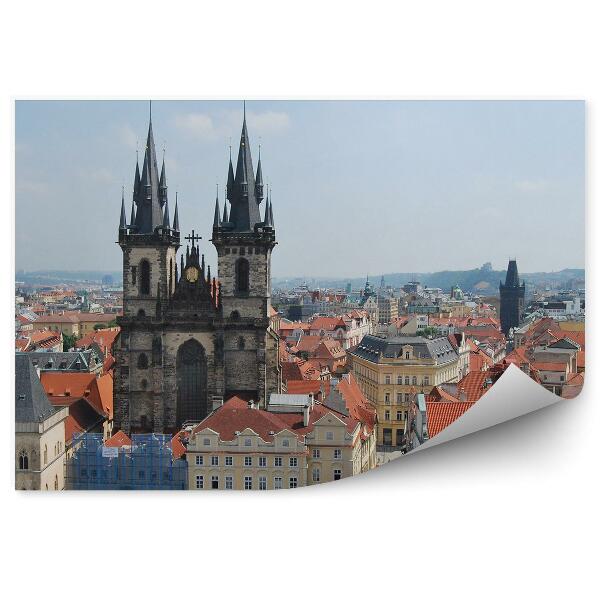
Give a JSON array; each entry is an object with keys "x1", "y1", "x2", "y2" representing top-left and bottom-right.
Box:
[
  {"x1": 222, "y1": 199, "x2": 229, "y2": 223},
  {"x1": 173, "y1": 192, "x2": 180, "y2": 231},
  {"x1": 227, "y1": 106, "x2": 262, "y2": 231},
  {"x1": 213, "y1": 188, "x2": 221, "y2": 229},
  {"x1": 162, "y1": 196, "x2": 170, "y2": 228},
  {"x1": 119, "y1": 188, "x2": 127, "y2": 230},
  {"x1": 226, "y1": 148, "x2": 235, "y2": 200},
  {"x1": 269, "y1": 196, "x2": 274, "y2": 228},
  {"x1": 504, "y1": 259, "x2": 520, "y2": 288},
  {"x1": 133, "y1": 108, "x2": 163, "y2": 233},
  {"x1": 255, "y1": 146, "x2": 264, "y2": 203},
  {"x1": 263, "y1": 193, "x2": 272, "y2": 227},
  {"x1": 129, "y1": 197, "x2": 136, "y2": 229},
  {"x1": 159, "y1": 155, "x2": 168, "y2": 208},
  {"x1": 133, "y1": 158, "x2": 141, "y2": 198}
]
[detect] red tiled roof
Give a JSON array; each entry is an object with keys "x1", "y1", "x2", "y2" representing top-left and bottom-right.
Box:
[
  {"x1": 426, "y1": 401, "x2": 475, "y2": 437},
  {"x1": 292, "y1": 335, "x2": 323, "y2": 354},
  {"x1": 309, "y1": 316, "x2": 346, "y2": 332},
  {"x1": 531, "y1": 362, "x2": 568, "y2": 372},
  {"x1": 105, "y1": 430, "x2": 132, "y2": 447},
  {"x1": 76, "y1": 327, "x2": 120, "y2": 356},
  {"x1": 193, "y1": 396, "x2": 298, "y2": 442}
]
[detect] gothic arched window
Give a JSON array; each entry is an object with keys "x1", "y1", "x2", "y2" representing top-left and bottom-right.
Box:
[
  {"x1": 238, "y1": 336, "x2": 245, "y2": 350},
  {"x1": 140, "y1": 259, "x2": 151, "y2": 295},
  {"x1": 18, "y1": 450, "x2": 28, "y2": 470},
  {"x1": 137, "y1": 353, "x2": 149, "y2": 370},
  {"x1": 54, "y1": 475, "x2": 58, "y2": 490},
  {"x1": 235, "y1": 258, "x2": 249, "y2": 294}
]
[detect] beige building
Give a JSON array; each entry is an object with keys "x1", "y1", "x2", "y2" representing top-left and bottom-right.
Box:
[
  {"x1": 377, "y1": 296, "x2": 399, "y2": 324},
  {"x1": 185, "y1": 385, "x2": 377, "y2": 490},
  {"x1": 350, "y1": 334, "x2": 460, "y2": 448},
  {"x1": 15, "y1": 354, "x2": 68, "y2": 490}
]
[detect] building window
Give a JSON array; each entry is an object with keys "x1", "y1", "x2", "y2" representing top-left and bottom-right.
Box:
[
  {"x1": 225, "y1": 456, "x2": 233, "y2": 466},
  {"x1": 274, "y1": 456, "x2": 282, "y2": 467},
  {"x1": 334, "y1": 469, "x2": 342, "y2": 481},
  {"x1": 235, "y1": 258, "x2": 250, "y2": 294},
  {"x1": 289, "y1": 477, "x2": 298, "y2": 489},
  {"x1": 404, "y1": 376, "x2": 410, "y2": 385},
  {"x1": 334, "y1": 448, "x2": 342, "y2": 459},
  {"x1": 424, "y1": 376, "x2": 430, "y2": 385},
  {"x1": 131, "y1": 266, "x2": 137, "y2": 285},
  {"x1": 396, "y1": 392, "x2": 402, "y2": 403},
  {"x1": 259, "y1": 456, "x2": 267, "y2": 467},
  {"x1": 396, "y1": 411, "x2": 402, "y2": 420},
  {"x1": 244, "y1": 476, "x2": 253, "y2": 490},
  {"x1": 274, "y1": 477, "x2": 283, "y2": 490},
  {"x1": 195, "y1": 455, "x2": 203, "y2": 466},
  {"x1": 397, "y1": 375, "x2": 402, "y2": 384},
  {"x1": 282, "y1": 439, "x2": 290, "y2": 447},
  {"x1": 137, "y1": 353, "x2": 149, "y2": 370},
  {"x1": 326, "y1": 431, "x2": 333, "y2": 441},
  {"x1": 384, "y1": 410, "x2": 390, "y2": 421},
  {"x1": 259, "y1": 476, "x2": 267, "y2": 490},
  {"x1": 55, "y1": 475, "x2": 58, "y2": 490},
  {"x1": 312, "y1": 468, "x2": 320, "y2": 483},
  {"x1": 312, "y1": 448, "x2": 320, "y2": 459},
  {"x1": 385, "y1": 393, "x2": 390, "y2": 405},
  {"x1": 244, "y1": 456, "x2": 252, "y2": 467},
  {"x1": 385, "y1": 375, "x2": 391, "y2": 384},
  {"x1": 18, "y1": 450, "x2": 28, "y2": 470},
  {"x1": 203, "y1": 438, "x2": 210, "y2": 446},
  {"x1": 140, "y1": 259, "x2": 151, "y2": 295},
  {"x1": 211, "y1": 456, "x2": 219, "y2": 466},
  {"x1": 244, "y1": 438, "x2": 252, "y2": 446},
  {"x1": 225, "y1": 476, "x2": 233, "y2": 490},
  {"x1": 404, "y1": 393, "x2": 410, "y2": 402},
  {"x1": 289, "y1": 457, "x2": 298, "y2": 467},
  {"x1": 195, "y1": 475, "x2": 204, "y2": 489},
  {"x1": 211, "y1": 475, "x2": 219, "y2": 490}
]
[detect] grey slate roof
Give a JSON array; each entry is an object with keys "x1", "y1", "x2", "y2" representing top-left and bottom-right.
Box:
[
  {"x1": 21, "y1": 350, "x2": 100, "y2": 372},
  {"x1": 350, "y1": 335, "x2": 458, "y2": 365},
  {"x1": 15, "y1": 354, "x2": 56, "y2": 423}
]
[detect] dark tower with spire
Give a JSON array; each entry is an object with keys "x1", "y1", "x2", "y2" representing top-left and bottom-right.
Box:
[
  {"x1": 211, "y1": 106, "x2": 280, "y2": 405},
  {"x1": 499, "y1": 259, "x2": 525, "y2": 336}
]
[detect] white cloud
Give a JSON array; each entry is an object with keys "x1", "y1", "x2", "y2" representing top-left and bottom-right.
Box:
[
  {"x1": 173, "y1": 113, "x2": 217, "y2": 140},
  {"x1": 118, "y1": 124, "x2": 138, "y2": 150},
  {"x1": 173, "y1": 110, "x2": 291, "y2": 141},
  {"x1": 16, "y1": 180, "x2": 48, "y2": 195},
  {"x1": 247, "y1": 111, "x2": 291, "y2": 135}
]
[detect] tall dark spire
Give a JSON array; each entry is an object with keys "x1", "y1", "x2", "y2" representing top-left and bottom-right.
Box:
[
  {"x1": 133, "y1": 106, "x2": 163, "y2": 233},
  {"x1": 213, "y1": 186, "x2": 221, "y2": 229},
  {"x1": 162, "y1": 196, "x2": 170, "y2": 228},
  {"x1": 159, "y1": 153, "x2": 168, "y2": 208},
  {"x1": 269, "y1": 192, "x2": 274, "y2": 228},
  {"x1": 119, "y1": 187, "x2": 127, "y2": 230},
  {"x1": 504, "y1": 259, "x2": 520, "y2": 287},
  {"x1": 226, "y1": 146, "x2": 235, "y2": 201},
  {"x1": 133, "y1": 155, "x2": 141, "y2": 198},
  {"x1": 226, "y1": 106, "x2": 262, "y2": 231},
  {"x1": 173, "y1": 192, "x2": 180, "y2": 231},
  {"x1": 222, "y1": 198, "x2": 229, "y2": 223},
  {"x1": 255, "y1": 145, "x2": 264, "y2": 203},
  {"x1": 129, "y1": 197, "x2": 136, "y2": 229}
]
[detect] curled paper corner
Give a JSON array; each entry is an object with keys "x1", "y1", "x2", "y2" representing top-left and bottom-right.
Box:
[{"x1": 410, "y1": 364, "x2": 563, "y2": 455}]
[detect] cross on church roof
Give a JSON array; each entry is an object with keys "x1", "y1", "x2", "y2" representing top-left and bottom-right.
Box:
[{"x1": 184, "y1": 229, "x2": 202, "y2": 247}]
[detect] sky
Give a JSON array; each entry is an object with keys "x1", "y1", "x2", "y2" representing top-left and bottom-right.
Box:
[{"x1": 15, "y1": 100, "x2": 585, "y2": 278}]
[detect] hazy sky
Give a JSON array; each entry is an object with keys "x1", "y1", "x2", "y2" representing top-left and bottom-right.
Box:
[{"x1": 15, "y1": 100, "x2": 585, "y2": 278}]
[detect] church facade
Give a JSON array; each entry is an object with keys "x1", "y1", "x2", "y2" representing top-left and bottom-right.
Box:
[{"x1": 114, "y1": 108, "x2": 281, "y2": 434}]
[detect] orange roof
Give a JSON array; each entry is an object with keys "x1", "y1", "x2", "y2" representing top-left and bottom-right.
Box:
[
  {"x1": 532, "y1": 362, "x2": 568, "y2": 372},
  {"x1": 293, "y1": 335, "x2": 323, "y2": 354},
  {"x1": 76, "y1": 327, "x2": 120, "y2": 356},
  {"x1": 309, "y1": 316, "x2": 346, "y2": 332},
  {"x1": 457, "y1": 371, "x2": 495, "y2": 402},
  {"x1": 426, "y1": 401, "x2": 475, "y2": 437},
  {"x1": 105, "y1": 430, "x2": 132, "y2": 447},
  {"x1": 171, "y1": 435, "x2": 187, "y2": 459}
]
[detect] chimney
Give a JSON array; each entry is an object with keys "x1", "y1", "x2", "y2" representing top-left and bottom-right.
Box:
[{"x1": 303, "y1": 403, "x2": 311, "y2": 427}]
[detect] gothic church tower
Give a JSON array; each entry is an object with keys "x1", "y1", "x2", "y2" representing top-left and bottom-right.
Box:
[{"x1": 114, "y1": 105, "x2": 281, "y2": 435}]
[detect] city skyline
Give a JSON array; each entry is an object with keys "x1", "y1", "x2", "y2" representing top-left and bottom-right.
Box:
[{"x1": 15, "y1": 100, "x2": 585, "y2": 276}]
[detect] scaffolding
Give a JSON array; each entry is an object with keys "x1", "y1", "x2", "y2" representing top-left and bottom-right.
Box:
[{"x1": 65, "y1": 433, "x2": 187, "y2": 490}]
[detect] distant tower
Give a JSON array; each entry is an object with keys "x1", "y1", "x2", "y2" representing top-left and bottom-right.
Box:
[{"x1": 499, "y1": 259, "x2": 525, "y2": 335}]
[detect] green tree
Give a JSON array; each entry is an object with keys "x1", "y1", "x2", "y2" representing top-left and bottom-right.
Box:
[{"x1": 63, "y1": 333, "x2": 78, "y2": 351}]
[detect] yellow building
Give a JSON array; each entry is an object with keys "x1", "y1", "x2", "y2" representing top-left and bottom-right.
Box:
[{"x1": 350, "y1": 334, "x2": 460, "y2": 448}]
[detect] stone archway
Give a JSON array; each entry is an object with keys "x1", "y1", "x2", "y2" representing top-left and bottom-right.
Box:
[{"x1": 176, "y1": 339, "x2": 208, "y2": 426}]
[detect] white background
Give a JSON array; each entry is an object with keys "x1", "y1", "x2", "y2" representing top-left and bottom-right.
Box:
[{"x1": 0, "y1": 2, "x2": 597, "y2": 599}]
